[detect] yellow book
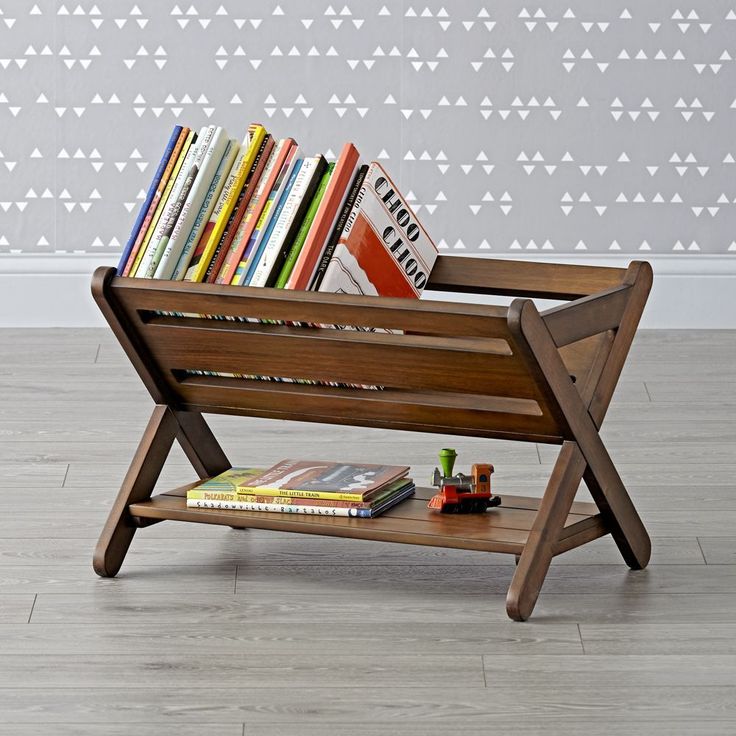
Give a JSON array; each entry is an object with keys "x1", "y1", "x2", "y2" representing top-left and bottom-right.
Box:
[
  {"x1": 129, "y1": 129, "x2": 195, "y2": 277},
  {"x1": 186, "y1": 123, "x2": 267, "y2": 282}
]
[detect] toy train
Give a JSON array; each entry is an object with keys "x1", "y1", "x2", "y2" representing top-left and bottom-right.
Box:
[{"x1": 427, "y1": 449, "x2": 502, "y2": 514}]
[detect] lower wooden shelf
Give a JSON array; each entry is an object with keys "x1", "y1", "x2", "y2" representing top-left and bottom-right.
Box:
[{"x1": 128, "y1": 483, "x2": 609, "y2": 556}]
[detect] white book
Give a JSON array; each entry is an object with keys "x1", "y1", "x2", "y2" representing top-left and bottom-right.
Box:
[
  {"x1": 135, "y1": 126, "x2": 209, "y2": 278},
  {"x1": 170, "y1": 138, "x2": 239, "y2": 281},
  {"x1": 154, "y1": 127, "x2": 229, "y2": 280},
  {"x1": 248, "y1": 156, "x2": 321, "y2": 287}
]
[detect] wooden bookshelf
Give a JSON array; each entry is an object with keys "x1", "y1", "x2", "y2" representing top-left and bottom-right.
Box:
[{"x1": 91, "y1": 255, "x2": 653, "y2": 621}]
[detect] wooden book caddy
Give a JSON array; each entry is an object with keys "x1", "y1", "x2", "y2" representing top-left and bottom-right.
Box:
[{"x1": 91, "y1": 256, "x2": 652, "y2": 620}]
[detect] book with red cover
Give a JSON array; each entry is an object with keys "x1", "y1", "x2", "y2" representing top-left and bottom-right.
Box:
[
  {"x1": 318, "y1": 162, "x2": 438, "y2": 299},
  {"x1": 285, "y1": 142, "x2": 360, "y2": 291}
]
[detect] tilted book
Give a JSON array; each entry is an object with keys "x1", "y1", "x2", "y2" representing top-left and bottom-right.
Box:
[
  {"x1": 154, "y1": 126, "x2": 230, "y2": 280},
  {"x1": 121, "y1": 126, "x2": 189, "y2": 276},
  {"x1": 170, "y1": 138, "x2": 239, "y2": 281},
  {"x1": 217, "y1": 138, "x2": 294, "y2": 285},
  {"x1": 135, "y1": 126, "x2": 206, "y2": 278},
  {"x1": 248, "y1": 155, "x2": 328, "y2": 288},
  {"x1": 274, "y1": 162, "x2": 334, "y2": 289},
  {"x1": 129, "y1": 128, "x2": 196, "y2": 276},
  {"x1": 204, "y1": 134, "x2": 275, "y2": 283},
  {"x1": 117, "y1": 125, "x2": 182, "y2": 275},
  {"x1": 285, "y1": 142, "x2": 360, "y2": 291},
  {"x1": 185, "y1": 123, "x2": 267, "y2": 282},
  {"x1": 318, "y1": 162, "x2": 438, "y2": 299}
]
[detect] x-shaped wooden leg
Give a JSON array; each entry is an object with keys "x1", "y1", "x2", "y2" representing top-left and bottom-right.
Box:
[
  {"x1": 506, "y1": 294, "x2": 651, "y2": 620},
  {"x1": 93, "y1": 405, "x2": 231, "y2": 577}
]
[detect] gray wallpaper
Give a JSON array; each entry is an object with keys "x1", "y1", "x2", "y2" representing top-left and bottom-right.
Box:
[{"x1": 1, "y1": 0, "x2": 735, "y2": 259}]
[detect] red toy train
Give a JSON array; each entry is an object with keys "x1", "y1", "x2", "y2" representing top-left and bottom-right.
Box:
[{"x1": 427, "y1": 449, "x2": 502, "y2": 514}]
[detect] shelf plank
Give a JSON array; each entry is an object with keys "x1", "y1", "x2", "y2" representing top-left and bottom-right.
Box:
[{"x1": 128, "y1": 484, "x2": 608, "y2": 556}]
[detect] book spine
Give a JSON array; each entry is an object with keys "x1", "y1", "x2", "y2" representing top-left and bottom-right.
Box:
[
  {"x1": 247, "y1": 157, "x2": 316, "y2": 288},
  {"x1": 311, "y1": 164, "x2": 368, "y2": 291},
  {"x1": 235, "y1": 144, "x2": 300, "y2": 286},
  {"x1": 261, "y1": 156, "x2": 328, "y2": 289},
  {"x1": 170, "y1": 138, "x2": 239, "y2": 281},
  {"x1": 117, "y1": 125, "x2": 182, "y2": 274},
  {"x1": 236, "y1": 486, "x2": 370, "y2": 502},
  {"x1": 274, "y1": 163, "x2": 333, "y2": 289},
  {"x1": 216, "y1": 139, "x2": 290, "y2": 285},
  {"x1": 285, "y1": 142, "x2": 360, "y2": 291},
  {"x1": 154, "y1": 127, "x2": 228, "y2": 280},
  {"x1": 203, "y1": 134, "x2": 273, "y2": 283},
  {"x1": 123, "y1": 128, "x2": 191, "y2": 276},
  {"x1": 186, "y1": 124, "x2": 267, "y2": 282},
  {"x1": 187, "y1": 498, "x2": 371, "y2": 517},
  {"x1": 139, "y1": 126, "x2": 212, "y2": 278},
  {"x1": 127, "y1": 128, "x2": 193, "y2": 276},
  {"x1": 187, "y1": 490, "x2": 373, "y2": 508}
]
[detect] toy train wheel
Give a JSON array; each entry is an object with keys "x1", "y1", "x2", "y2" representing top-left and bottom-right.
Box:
[{"x1": 442, "y1": 503, "x2": 459, "y2": 514}]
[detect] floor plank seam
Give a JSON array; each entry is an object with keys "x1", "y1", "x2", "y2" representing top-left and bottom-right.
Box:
[
  {"x1": 576, "y1": 623, "x2": 586, "y2": 654},
  {"x1": 61, "y1": 464, "x2": 70, "y2": 488},
  {"x1": 26, "y1": 593, "x2": 37, "y2": 624},
  {"x1": 696, "y1": 537, "x2": 708, "y2": 565},
  {"x1": 643, "y1": 382, "x2": 653, "y2": 402}
]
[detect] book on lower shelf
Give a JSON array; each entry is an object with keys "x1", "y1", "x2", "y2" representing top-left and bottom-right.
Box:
[{"x1": 185, "y1": 461, "x2": 415, "y2": 518}]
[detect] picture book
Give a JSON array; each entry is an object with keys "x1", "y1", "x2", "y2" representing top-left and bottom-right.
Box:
[
  {"x1": 274, "y1": 162, "x2": 333, "y2": 289},
  {"x1": 170, "y1": 137, "x2": 239, "y2": 280},
  {"x1": 117, "y1": 125, "x2": 182, "y2": 275},
  {"x1": 237, "y1": 459, "x2": 410, "y2": 501},
  {"x1": 216, "y1": 137, "x2": 294, "y2": 285},
  {"x1": 318, "y1": 161, "x2": 438, "y2": 298},
  {"x1": 285, "y1": 142, "x2": 360, "y2": 291},
  {"x1": 154, "y1": 126, "x2": 230, "y2": 280},
  {"x1": 121, "y1": 126, "x2": 189, "y2": 276}
]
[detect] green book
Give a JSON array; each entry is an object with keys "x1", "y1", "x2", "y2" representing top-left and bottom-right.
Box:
[{"x1": 274, "y1": 163, "x2": 334, "y2": 288}]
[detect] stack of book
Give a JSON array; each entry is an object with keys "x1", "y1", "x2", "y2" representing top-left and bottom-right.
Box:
[
  {"x1": 118, "y1": 122, "x2": 438, "y2": 300},
  {"x1": 186, "y1": 460, "x2": 415, "y2": 518}
]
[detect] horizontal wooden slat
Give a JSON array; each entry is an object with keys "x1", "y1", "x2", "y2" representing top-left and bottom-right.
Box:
[
  {"x1": 141, "y1": 321, "x2": 540, "y2": 398},
  {"x1": 172, "y1": 376, "x2": 564, "y2": 441},
  {"x1": 428, "y1": 256, "x2": 626, "y2": 300},
  {"x1": 111, "y1": 276, "x2": 512, "y2": 338}
]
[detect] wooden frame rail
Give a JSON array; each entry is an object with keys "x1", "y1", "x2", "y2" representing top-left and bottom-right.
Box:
[{"x1": 91, "y1": 255, "x2": 653, "y2": 621}]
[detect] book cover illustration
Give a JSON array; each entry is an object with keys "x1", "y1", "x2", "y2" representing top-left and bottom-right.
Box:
[
  {"x1": 241, "y1": 459, "x2": 409, "y2": 497},
  {"x1": 319, "y1": 161, "x2": 438, "y2": 299}
]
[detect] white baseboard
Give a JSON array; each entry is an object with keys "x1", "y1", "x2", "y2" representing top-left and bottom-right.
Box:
[{"x1": 0, "y1": 253, "x2": 734, "y2": 328}]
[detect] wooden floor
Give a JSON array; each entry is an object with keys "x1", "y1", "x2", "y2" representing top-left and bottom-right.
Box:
[{"x1": 1, "y1": 328, "x2": 735, "y2": 734}]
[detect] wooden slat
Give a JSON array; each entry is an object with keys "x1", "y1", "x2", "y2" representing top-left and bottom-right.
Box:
[
  {"x1": 110, "y1": 275, "x2": 512, "y2": 338},
  {"x1": 428, "y1": 256, "x2": 627, "y2": 300},
  {"x1": 172, "y1": 377, "x2": 564, "y2": 441},
  {"x1": 140, "y1": 321, "x2": 538, "y2": 398}
]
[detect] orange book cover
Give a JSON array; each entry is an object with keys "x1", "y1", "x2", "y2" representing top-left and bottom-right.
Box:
[
  {"x1": 284, "y1": 142, "x2": 360, "y2": 291},
  {"x1": 318, "y1": 162, "x2": 438, "y2": 298}
]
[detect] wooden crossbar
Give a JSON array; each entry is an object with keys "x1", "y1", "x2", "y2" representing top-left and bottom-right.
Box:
[{"x1": 90, "y1": 257, "x2": 653, "y2": 621}]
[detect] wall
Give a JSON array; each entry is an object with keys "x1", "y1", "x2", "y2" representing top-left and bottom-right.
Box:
[{"x1": 1, "y1": 0, "x2": 734, "y2": 326}]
